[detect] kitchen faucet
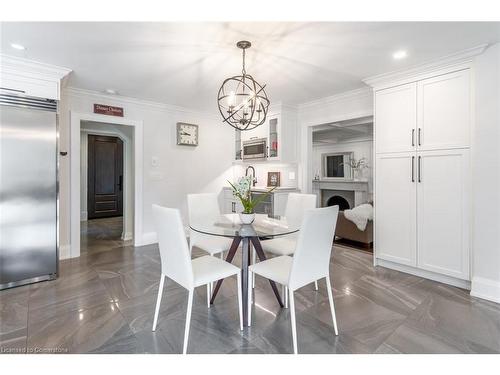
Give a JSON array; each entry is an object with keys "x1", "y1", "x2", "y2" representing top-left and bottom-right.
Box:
[{"x1": 245, "y1": 166, "x2": 257, "y2": 187}]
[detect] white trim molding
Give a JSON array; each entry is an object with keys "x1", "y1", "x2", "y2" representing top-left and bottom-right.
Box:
[
  {"x1": 299, "y1": 87, "x2": 373, "y2": 111},
  {"x1": 376, "y1": 259, "x2": 471, "y2": 290},
  {"x1": 471, "y1": 277, "x2": 500, "y2": 304},
  {"x1": 59, "y1": 245, "x2": 72, "y2": 261},
  {"x1": 0, "y1": 54, "x2": 72, "y2": 81},
  {"x1": 363, "y1": 44, "x2": 488, "y2": 90},
  {"x1": 141, "y1": 232, "x2": 158, "y2": 246},
  {"x1": 70, "y1": 111, "x2": 144, "y2": 258},
  {"x1": 122, "y1": 232, "x2": 133, "y2": 241},
  {"x1": 65, "y1": 87, "x2": 220, "y2": 120}
]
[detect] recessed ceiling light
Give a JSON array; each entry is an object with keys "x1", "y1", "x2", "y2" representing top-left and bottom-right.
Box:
[
  {"x1": 393, "y1": 50, "x2": 408, "y2": 60},
  {"x1": 10, "y1": 43, "x2": 26, "y2": 50},
  {"x1": 104, "y1": 89, "x2": 118, "y2": 95}
]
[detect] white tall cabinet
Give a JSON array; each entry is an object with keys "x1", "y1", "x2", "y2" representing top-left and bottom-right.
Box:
[{"x1": 371, "y1": 66, "x2": 472, "y2": 287}]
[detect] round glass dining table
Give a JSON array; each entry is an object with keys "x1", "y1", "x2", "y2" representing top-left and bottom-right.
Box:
[{"x1": 190, "y1": 214, "x2": 300, "y2": 324}]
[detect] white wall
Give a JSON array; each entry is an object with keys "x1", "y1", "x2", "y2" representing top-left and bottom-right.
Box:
[
  {"x1": 471, "y1": 42, "x2": 500, "y2": 303},
  {"x1": 312, "y1": 138, "x2": 374, "y2": 193},
  {"x1": 297, "y1": 88, "x2": 374, "y2": 194},
  {"x1": 59, "y1": 88, "x2": 236, "y2": 252}
]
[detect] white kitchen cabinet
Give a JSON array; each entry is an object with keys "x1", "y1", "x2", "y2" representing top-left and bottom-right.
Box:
[
  {"x1": 373, "y1": 66, "x2": 472, "y2": 286},
  {"x1": 236, "y1": 104, "x2": 297, "y2": 163},
  {"x1": 417, "y1": 69, "x2": 470, "y2": 151},
  {"x1": 240, "y1": 118, "x2": 268, "y2": 142},
  {"x1": 0, "y1": 74, "x2": 59, "y2": 100},
  {"x1": 416, "y1": 149, "x2": 470, "y2": 280},
  {"x1": 375, "y1": 153, "x2": 417, "y2": 266},
  {"x1": 375, "y1": 82, "x2": 417, "y2": 154}
]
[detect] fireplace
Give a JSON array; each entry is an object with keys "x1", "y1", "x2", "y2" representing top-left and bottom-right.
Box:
[
  {"x1": 321, "y1": 189, "x2": 354, "y2": 210},
  {"x1": 313, "y1": 179, "x2": 369, "y2": 210},
  {"x1": 326, "y1": 195, "x2": 350, "y2": 211}
]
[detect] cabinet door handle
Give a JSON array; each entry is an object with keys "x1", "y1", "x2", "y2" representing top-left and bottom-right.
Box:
[
  {"x1": 411, "y1": 129, "x2": 415, "y2": 147},
  {"x1": 418, "y1": 156, "x2": 422, "y2": 183},
  {"x1": 418, "y1": 128, "x2": 422, "y2": 146},
  {"x1": 231, "y1": 202, "x2": 236, "y2": 213},
  {"x1": 411, "y1": 156, "x2": 415, "y2": 182}
]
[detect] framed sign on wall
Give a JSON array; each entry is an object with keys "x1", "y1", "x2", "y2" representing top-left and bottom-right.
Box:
[{"x1": 267, "y1": 172, "x2": 281, "y2": 187}]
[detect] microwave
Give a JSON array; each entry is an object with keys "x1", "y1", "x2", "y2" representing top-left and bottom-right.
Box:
[{"x1": 242, "y1": 138, "x2": 267, "y2": 160}]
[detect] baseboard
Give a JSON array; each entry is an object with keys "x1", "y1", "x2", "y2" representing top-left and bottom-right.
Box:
[
  {"x1": 80, "y1": 211, "x2": 88, "y2": 221},
  {"x1": 140, "y1": 231, "x2": 158, "y2": 246},
  {"x1": 122, "y1": 232, "x2": 133, "y2": 241},
  {"x1": 376, "y1": 258, "x2": 471, "y2": 290},
  {"x1": 59, "y1": 244, "x2": 72, "y2": 260},
  {"x1": 471, "y1": 277, "x2": 500, "y2": 304}
]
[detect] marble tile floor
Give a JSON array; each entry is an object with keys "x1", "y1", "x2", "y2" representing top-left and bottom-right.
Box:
[{"x1": 1, "y1": 217, "x2": 500, "y2": 354}]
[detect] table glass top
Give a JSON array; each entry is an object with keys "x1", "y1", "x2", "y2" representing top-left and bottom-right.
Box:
[{"x1": 189, "y1": 214, "x2": 300, "y2": 238}]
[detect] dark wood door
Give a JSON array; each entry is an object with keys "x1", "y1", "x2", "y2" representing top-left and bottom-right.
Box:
[{"x1": 88, "y1": 135, "x2": 123, "y2": 219}]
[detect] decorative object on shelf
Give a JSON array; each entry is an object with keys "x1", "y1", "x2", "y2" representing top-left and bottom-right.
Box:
[
  {"x1": 217, "y1": 41, "x2": 270, "y2": 131},
  {"x1": 342, "y1": 157, "x2": 369, "y2": 180},
  {"x1": 267, "y1": 172, "x2": 281, "y2": 187},
  {"x1": 176, "y1": 122, "x2": 199, "y2": 146},
  {"x1": 228, "y1": 176, "x2": 275, "y2": 224}
]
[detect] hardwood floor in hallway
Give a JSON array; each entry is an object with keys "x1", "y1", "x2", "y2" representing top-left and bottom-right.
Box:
[
  {"x1": 1, "y1": 229, "x2": 500, "y2": 354},
  {"x1": 81, "y1": 216, "x2": 132, "y2": 255}
]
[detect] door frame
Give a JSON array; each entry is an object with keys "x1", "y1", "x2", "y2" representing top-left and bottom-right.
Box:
[{"x1": 70, "y1": 111, "x2": 143, "y2": 258}]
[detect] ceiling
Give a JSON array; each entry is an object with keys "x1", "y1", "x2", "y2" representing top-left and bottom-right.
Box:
[
  {"x1": 1, "y1": 22, "x2": 499, "y2": 112},
  {"x1": 313, "y1": 116, "x2": 373, "y2": 145}
]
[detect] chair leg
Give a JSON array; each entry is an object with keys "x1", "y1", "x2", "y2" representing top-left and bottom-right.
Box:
[
  {"x1": 289, "y1": 290, "x2": 298, "y2": 354},
  {"x1": 220, "y1": 251, "x2": 224, "y2": 259},
  {"x1": 247, "y1": 270, "x2": 253, "y2": 326},
  {"x1": 210, "y1": 254, "x2": 214, "y2": 295},
  {"x1": 152, "y1": 274, "x2": 165, "y2": 331},
  {"x1": 314, "y1": 281, "x2": 318, "y2": 291},
  {"x1": 206, "y1": 283, "x2": 211, "y2": 309},
  {"x1": 237, "y1": 272, "x2": 243, "y2": 331},
  {"x1": 183, "y1": 290, "x2": 194, "y2": 354},
  {"x1": 325, "y1": 276, "x2": 339, "y2": 336},
  {"x1": 252, "y1": 249, "x2": 256, "y2": 288},
  {"x1": 282, "y1": 285, "x2": 289, "y2": 308}
]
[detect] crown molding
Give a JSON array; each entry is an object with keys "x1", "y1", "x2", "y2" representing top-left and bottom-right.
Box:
[
  {"x1": 298, "y1": 87, "x2": 372, "y2": 111},
  {"x1": 64, "y1": 86, "x2": 220, "y2": 120},
  {"x1": 363, "y1": 44, "x2": 488, "y2": 89},
  {"x1": 0, "y1": 54, "x2": 72, "y2": 81}
]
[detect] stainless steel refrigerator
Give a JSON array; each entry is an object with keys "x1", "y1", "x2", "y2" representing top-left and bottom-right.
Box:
[{"x1": 0, "y1": 90, "x2": 58, "y2": 290}]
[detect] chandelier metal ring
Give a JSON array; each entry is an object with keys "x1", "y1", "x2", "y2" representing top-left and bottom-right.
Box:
[{"x1": 217, "y1": 41, "x2": 270, "y2": 131}]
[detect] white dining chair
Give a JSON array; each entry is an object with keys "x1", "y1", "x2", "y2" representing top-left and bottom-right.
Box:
[
  {"x1": 151, "y1": 204, "x2": 243, "y2": 354},
  {"x1": 257, "y1": 193, "x2": 318, "y2": 295},
  {"x1": 248, "y1": 205, "x2": 340, "y2": 354},
  {"x1": 187, "y1": 193, "x2": 234, "y2": 306}
]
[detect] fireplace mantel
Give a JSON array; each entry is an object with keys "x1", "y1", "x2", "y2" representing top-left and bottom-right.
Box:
[
  {"x1": 313, "y1": 180, "x2": 369, "y2": 208},
  {"x1": 312, "y1": 179, "x2": 369, "y2": 192}
]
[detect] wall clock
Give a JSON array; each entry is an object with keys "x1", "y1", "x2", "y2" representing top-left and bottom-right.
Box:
[{"x1": 176, "y1": 122, "x2": 199, "y2": 146}]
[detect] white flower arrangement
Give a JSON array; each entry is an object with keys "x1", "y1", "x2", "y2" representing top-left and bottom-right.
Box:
[{"x1": 228, "y1": 176, "x2": 275, "y2": 214}]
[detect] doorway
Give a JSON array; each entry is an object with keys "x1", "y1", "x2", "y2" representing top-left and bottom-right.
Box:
[
  {"x1": 69, "y1": 111, "x2": 143, "y2": 259},
  {"x1": 79, "y1": 122, "x2": 133, "y2": 255}
]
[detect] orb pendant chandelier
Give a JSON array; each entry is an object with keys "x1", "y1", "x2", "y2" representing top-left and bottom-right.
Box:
[{"x1": 217, "y1": 41, "x2": 270, "y2": 131}]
